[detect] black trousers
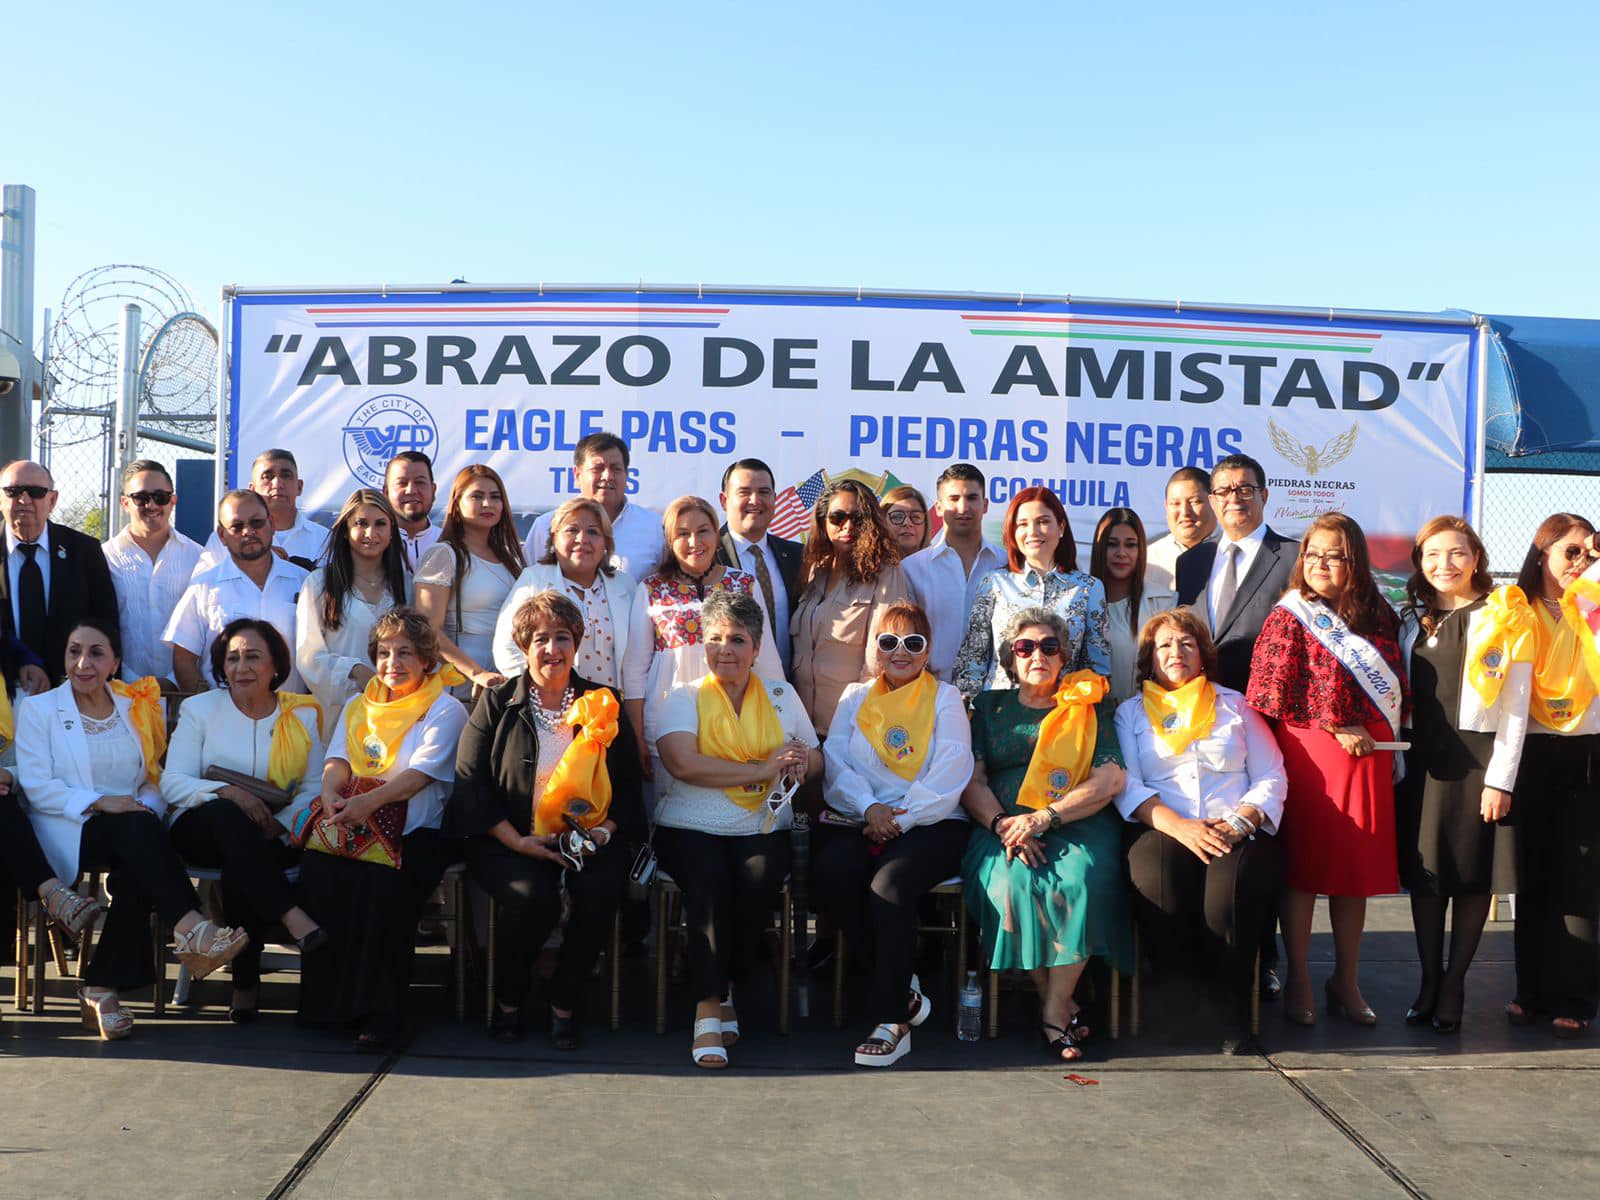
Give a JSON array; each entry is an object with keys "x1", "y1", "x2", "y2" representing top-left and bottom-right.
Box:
[
  {"x1": 1512, "y1": 735, "x2": 1600, "y2": 1021},
  {"x1": 813, "y1": 819, "x2": 969, "y2": 1025},
  {"x1": 467, "y1": 834, "x2": 629, "y2": 1012},
  {"x1": 168, "y1": 800, "x2": 299, "y2": 990},
  {"x1": 79, "y1": 811, "x2": 201, "y2": 992},
  {"x1": 654, "y1": 827, "x2": 790, "y2": 1002},
  {"x1": 1126, "y1": 825, "x2": 1285, "y2": 1026},
  {"x1": 1, "y1": 791, "x2": 56, "y2": 896}
]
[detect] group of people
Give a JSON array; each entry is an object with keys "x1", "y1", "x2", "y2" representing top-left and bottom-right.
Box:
[{"x1": 0, "y1": 435, "x2": 1596, "y2": 1067}]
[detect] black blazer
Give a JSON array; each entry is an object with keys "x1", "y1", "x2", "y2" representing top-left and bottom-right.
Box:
[
  {"x1": 716, "y1": 524, "x2": 803, "y2": 650},
  {"x1": 1174, "y1": 527, "x2": 1299, "y2": 693},
  {"x1": 0, "y1": 521, "x2": 120, "y2": 683},
  {"x1": 448, "y1": 673, "x2": 645, "y2": 848}
]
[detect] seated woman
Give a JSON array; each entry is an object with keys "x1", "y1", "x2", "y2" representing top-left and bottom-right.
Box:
[
  {"x1": 1114, "y1": 608, "x2": 1287, "y2": 1054},
  {"x1": 162, "y1": 618, "x2": 329, "y2": 1022},
  {"x1": 814, "y1": 602, "x2": 973, "y2": 1068},
  {"x1": 960, "y1": 606, "x2": 1132, "y2": 1061},
  {"x1": 454, "y1": 589, "x2": 644, "y2": 1048},
  {"x1": 16, "y1": 621, "x2": 248, "y2": 1040},
  {"x1": 654, "y1": 590, "x2": 822, "y2": 1068},
  {"x1": 295, "y1": 607, "x2": 468, "y2": 1050}
]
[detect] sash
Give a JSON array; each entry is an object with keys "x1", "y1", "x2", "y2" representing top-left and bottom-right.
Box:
[
  {"x1": 854, "y1": 671, "x2": 937, "y2": 781},
  {"x1": 1015, "y1": 671, "x2": 1106, "y2": 811},
  {"x1": 109, "y1": 677, "x2": 169, "y2": 784},
  {"x1": 1276, "y1": 591, "x2": 1402, "y2": 738},
  {"x1": 1565, "y1": 574, "x2": 1600, "y2": 700},
  {"x1": 696, "y1": 674, "x2": 785, "y2": 810},
  {"x1": 534, "y1": 687, "x2": 619, "y2": 835},
  {"x1": 1462, "y1": 587, "x2": 1536, "y2": 709},
  {"x1": 344, "y1": 664, "x2": 466, "y2": 778},
  {"x1": 1527, "y1": 593, "x2": 1597, "y2": 733},
  {"x1": 0, "y1": 673, "x2": 12, "y2": 747},
  {"x1": 268, "y1": 692, "x2": 324, "y2": 791},
  {"x1": 1141, "y1": 675, "x2": 1217, "y2": 756}
]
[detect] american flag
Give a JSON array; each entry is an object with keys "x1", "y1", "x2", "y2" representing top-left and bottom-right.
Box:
[{"x1": 769, "y1": 469, "x2": 826, "y2": 539}]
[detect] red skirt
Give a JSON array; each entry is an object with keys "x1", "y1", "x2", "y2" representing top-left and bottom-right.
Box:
[{"x1": 1276, "y1": 720, "x2": 1399, "y2": 897}]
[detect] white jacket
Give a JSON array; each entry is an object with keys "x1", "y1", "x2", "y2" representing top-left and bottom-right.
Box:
[
  {"x1": 491, "y1": 562, "x2": 637, "y2": 682},
  {"x1": 16, "y1": 681, "x2": 164, "y2": 880}
]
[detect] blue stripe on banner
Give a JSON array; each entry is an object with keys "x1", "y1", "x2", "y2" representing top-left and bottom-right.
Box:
[{"x1": 311, "y1": 320, "x2": 722, "y2": 329}]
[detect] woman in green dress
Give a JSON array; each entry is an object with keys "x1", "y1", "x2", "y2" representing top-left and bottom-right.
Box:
[{"x1": 961, "y1": 606, "x2": 1133, "y2": 1061}]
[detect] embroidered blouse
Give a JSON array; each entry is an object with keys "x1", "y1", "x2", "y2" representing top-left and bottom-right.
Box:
[{"x1": 1245, "y1": 600, "x2": 1410, "y2": 729}]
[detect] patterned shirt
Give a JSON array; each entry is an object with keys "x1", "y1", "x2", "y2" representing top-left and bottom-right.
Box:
[
  {"x1": 953, "y1": 567, "x2": 1112, "y2": 698},
  {"x1": 564, "y1": 576, "x2": 618, "y2": 688}
]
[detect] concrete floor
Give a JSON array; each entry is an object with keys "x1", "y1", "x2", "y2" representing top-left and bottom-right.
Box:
[{"x1": 3, "y1": 896, "x2": 1595, "y2": 1200}]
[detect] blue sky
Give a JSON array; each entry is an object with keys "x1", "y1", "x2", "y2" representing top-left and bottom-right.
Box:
[{"x1": 8, "y1": 1, "x2": 1600, "y2": 325}]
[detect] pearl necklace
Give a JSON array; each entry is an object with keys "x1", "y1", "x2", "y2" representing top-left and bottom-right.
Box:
[{"x1": 531, "y1": 686, "x2": 575, "y2": 732}]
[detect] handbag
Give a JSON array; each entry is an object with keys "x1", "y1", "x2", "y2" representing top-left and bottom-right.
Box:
[
  {"x1": 204, "y1": 765, "x2": 294, "y2": 813},
  {"x1": 290, "y1": 776, "x2": 408, "y2": 870}
]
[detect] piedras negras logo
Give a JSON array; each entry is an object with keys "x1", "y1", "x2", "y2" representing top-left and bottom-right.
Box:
[{"x1": 342, "y1": 394, "x2": 437, "y2": 487}]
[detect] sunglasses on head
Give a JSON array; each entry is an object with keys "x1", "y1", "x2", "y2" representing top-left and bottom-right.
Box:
[
  {"x1": 126, "y1": 489, "x2": 174, "y2": 507},
  {"x1": 1012, "y1": 637, "x2": 1062, "y2": 659},
  {"x1": 826, "y1": 510, "x2": 865, "y2": 528},
  {"x1": 876, "y1": 633, "x2": 928, "y2": 655},
  {"x1": 3, "y1": 485, "x2": 50, "y2": 501}
]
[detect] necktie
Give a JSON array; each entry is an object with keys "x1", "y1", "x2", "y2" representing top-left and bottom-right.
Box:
[
  {"x1": 1214, "y1": 542, "x2": 1241, "y2": 632},
  {"x1": 17, "y1": 542, "x2": 46, "y2": 655},
  {"x1": 746, "y1": 543, "x2": 779, "y2": 642}
]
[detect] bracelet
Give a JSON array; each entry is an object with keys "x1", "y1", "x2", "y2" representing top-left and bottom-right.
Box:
[
  {"x1": 989, "y1": 813, "x2": 1004, "y2": 835},
  {"x1": 1221, "y1": 811, "x2": 1255, "y2": 839}
]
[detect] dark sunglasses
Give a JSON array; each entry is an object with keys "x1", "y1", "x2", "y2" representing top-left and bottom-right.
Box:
[
  {"x1": 876, "y1": 633, "x2": 928, "y2": 655},
  {"x1": 224, "y1": 517, "x2": 271, "y2": 535},
  {"x1": 126, "y1": 489, "x2": 174, "y2": 507},
  {"x1": 826, "y1": 510, "x2": 865, "y2": 528},
  {"x1": 3, "y1": 484, "x2": 50, "y2": 501},
  {"x1": 1558, "y1": 544, "x2": 1598, "y2": 564},
  {"x1": 1012, "y1": 637, "x2": 1062, "y2": 659}
]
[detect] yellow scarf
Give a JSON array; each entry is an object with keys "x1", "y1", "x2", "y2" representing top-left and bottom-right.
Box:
[
  {"x1": 535, "y1": 688, "x2": 619, "y2": 835},
  {"x1": 344, "y1": 665, "x2": 466, "y2": 777},
  {"x1": 0, "y1": 673, "x2": 12, "y2": 747},
  {"x1": 1462, "y1": 586, "x2": 1537, "y2": 708},
  {"x1": 854, "y1": 671, "x2": 937, "y2": 780},
  {"x1": 1529, "y1": 597, "x2": 1596, "y2": 733},
  {"x1": 1141, "y1": 675, "x2": 1217, "y2": 756},
  {"x1": 268, "y1": 692, "x2": 324, "y2": 790},
  {"x1": 1016, "y1": 670, "x2": 1107, "y2": 811},
  {"x1": 696, "y1": 673, "x2": 784, "y2": 810},
  {"x1": 110, "y1": 677, "x2": 168, "y2": 784}
]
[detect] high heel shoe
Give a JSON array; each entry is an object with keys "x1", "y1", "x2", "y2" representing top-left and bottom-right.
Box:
[
  {"x1": 1325, "y1": 980, "x2": 1378, "y2": 1026},
  {"x1": 79, "y1": 988, "x2": 134, "y2": 1040},
  {"x1": 171, "y1": 919, "x2": 249, "y2": 980}
]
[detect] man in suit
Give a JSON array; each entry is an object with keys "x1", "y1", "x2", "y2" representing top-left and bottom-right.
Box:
[
  {"x1": 1175, "y1": 451, "x2": 1299, "y2": 1000},
  {"x1": 0, "y1": 460, "x2": 121, "y2": 683},
  {"x1": 716, "y1": 458, "x2": 803, "y2": 674}
]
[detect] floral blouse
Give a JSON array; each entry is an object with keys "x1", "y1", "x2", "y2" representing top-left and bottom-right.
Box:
[
  {"x1": 1245, "y1": 600, "x2": 1410, "y2": 729},
  {"x1": 953, "y1": 567, "x2": 1112, "y2": 698}
]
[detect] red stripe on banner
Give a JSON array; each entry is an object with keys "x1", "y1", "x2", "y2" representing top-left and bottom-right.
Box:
[
  {"x1": 305, "y1": 305, "x2": 731, "y2": 315},
  {"x1": 956, "y1": 314, "x2": 1381, "y2": 339}
]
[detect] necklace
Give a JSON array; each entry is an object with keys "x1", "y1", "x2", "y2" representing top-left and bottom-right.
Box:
[
  {"x1": 1540, "y1": 594, "x2": 1564, "y2": 620},
  {"x1": 1426, "y1": 604, "x2": 1467, "y2": 649},
  {"x1": 678, "y1": 564, "x2": 716, "y2": 600},
  {"x1": 531, "y1": 685, "x2": 575, "y2": 732}
]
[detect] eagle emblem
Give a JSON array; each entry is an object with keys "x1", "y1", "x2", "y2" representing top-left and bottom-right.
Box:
[{"x1": 1268, "y1": 418, "x2": 1358, "y2": 478}]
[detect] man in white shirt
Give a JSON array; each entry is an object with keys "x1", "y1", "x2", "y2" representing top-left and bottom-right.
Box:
[
  {"x1": 1144, "y1": 466, "x2": 1219, "y2": 593},
  {"x1": 165, "y1": 490, "x2": 309, "y2": 693},
  {"x1": 385, "y1": 451, "x2": 441, "y2": 571},
  {"x1": 521, "y1": 432, "x2": 663, "y2": 576},
  {"x1": 104, "y1": 459, "x2": 202, "y2": 684},
  {"x1": 196, "y1": 449, "x2": 331, "y2": 571},
  {"x1": 903, "y1": 464, "x2": 1005, "y2": 681},
  {"x1": 715, "y1": 458, "x2": 803, "y2": 672}
]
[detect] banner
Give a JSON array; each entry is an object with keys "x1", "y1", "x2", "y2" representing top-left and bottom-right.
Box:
[{"x1": 229, "y1": 289, "x2": 1478, "y2": 570}]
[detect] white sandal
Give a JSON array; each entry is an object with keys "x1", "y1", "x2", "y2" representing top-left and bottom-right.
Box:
[
  {"x1": 720, "y1": 988, "x2": 739, "y2": 1047},
  {"x1": 171, "y1": 919, "x2": 249, "y2": 980},
  {"x1": 906, "y1": 974, "x2": 931, "y2": 1028},
  {"x1": 854, "y1": 1023, "x2": 910, "y2": 1068},
  {"x1": 80, "y1": 988, "x2": 134, "y2": 1041},
  {"x1": 692, "y1": 1016, "x2": 729, "y2": 1069}
]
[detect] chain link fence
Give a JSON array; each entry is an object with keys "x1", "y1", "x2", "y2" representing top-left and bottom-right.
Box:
[{"x1": 1480, "y1": 463, "x2": 1600, "y2": 583}]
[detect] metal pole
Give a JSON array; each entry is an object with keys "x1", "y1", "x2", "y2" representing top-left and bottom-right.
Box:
[
  {"x1": 114, "y1": 302, "x2": 142, "y2": 533},
  {"x1": 0, "y1": 184, "x2": 38, "y2": 463},
  {"x1": 214, "y1": 287, "x2": 230, "y2": 503},
  {"x1": 1472, "y1": 319, "x2": 1490, "y2": 531}
]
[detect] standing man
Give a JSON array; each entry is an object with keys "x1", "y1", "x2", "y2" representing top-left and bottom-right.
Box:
[
  {"x1": 520, "y1": 432, "x2": 663, "y2": 576},
  {"x1": 1175, "y1": 451, "x2": 1299, "y2": 1001},
  {"x1": 385, "y1": 451, "x2": 440, "y2": 570},
  {"x1": 715, "y1": 458, "x2": 803, "y2": 672},
  {"x1": 197, "y1": 449, "x2": 331, "y2": 571},
  {"x1": 104, "y1": 459, "x2": 203, "y2": 685},
  {"x1": 164, "y1": 490, "x2": 308, "y2": 693},
  {"x1": 1145, "y1": 466, "x2": 1219, "y2": 593},
  {"x1": 902, "y1": 464, "x2": 1004, "y2": 682},
  {"x1": 0, "y1": 459, "x2": 120, "y2": 682}
]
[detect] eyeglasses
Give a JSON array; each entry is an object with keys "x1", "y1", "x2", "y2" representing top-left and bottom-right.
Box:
[
  {"x1": 125, "y1": 490, "x2": 173, "y2": 507},
  {"x1": 1304, "y1": 552, "x2": 1349, "y2": 567},
  {"x1": 826, "y1": 510, "x2": 865, "y2": 528},
  {"x1": 224, "y1": 517, "x2": 270, "y2": 535},
  {"x1": 1210, "y1": 485, "x2": 1260, "y2": 500},
  {"x1": 1012, "y1": 637, "x2": 1062, "y2": 659},
  {"x1": 2, "y1": 485, "x2": 50, "y2": 501},
  {"x1": 876, "y1": 633, "x2": 928, "y2": 655},
  {"x1": 886, "y1": 510, "x2": 926, "y2": 527},
  {"x1": 1559, "y1": 544, "x2": 1598, "y2": 564}
]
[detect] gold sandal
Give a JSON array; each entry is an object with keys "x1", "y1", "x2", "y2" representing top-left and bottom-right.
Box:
[
  {"x1": 171, "y1": 920, "x2": 249, "y2": 980},
  {"x1": 80, "y1": 988, "x2": 134, "y2": 1040}
]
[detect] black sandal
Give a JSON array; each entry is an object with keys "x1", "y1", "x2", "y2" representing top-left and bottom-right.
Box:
[
  {"x1": 1041, "y1": 1022, "x2": 1086, "y2": 1061},
  {"x1": 490, "y1": 1005, "x2": 522, "y2": 1044}
]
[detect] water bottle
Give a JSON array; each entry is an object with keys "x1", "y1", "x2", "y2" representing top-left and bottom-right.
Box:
[{"x1": 957, "y1": 970, "x2": 982, "y2": 1041}]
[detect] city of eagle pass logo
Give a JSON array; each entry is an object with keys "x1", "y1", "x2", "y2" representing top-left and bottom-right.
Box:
[
  {"x1": 343, "y1": 395, "x2": 438, "y2": 487},
  {"x1": 1268, "y1": 417, "x2": 1359, "y2": 479}
]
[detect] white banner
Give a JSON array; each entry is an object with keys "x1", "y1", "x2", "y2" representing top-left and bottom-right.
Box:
[{"x1": 230, "y1": 289, "x2": 1478, "y2": 573}]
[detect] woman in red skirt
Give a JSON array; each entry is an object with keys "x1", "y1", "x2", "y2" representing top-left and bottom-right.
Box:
[{"x1": 1247, "y1": 514, "x2": 1409, "y2": 1027}]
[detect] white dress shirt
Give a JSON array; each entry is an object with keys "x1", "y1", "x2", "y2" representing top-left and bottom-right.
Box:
[
  {"x1": 197, "y1": 510, "x2": 332, "y2": 572},
  {"x1": 327, "y1": 690, "x2": 468, "y2": 833},
  {"x1": 522, "y1": 500, "x2": 665, "y2": 579},
  {"x1": 162, "y1": 554, "x2": 309, "y2": 691},
  {"x1": 5, "y1": 525, "x2": 52, "y2": 633},
  {"x1": 397, "y1": 524, "x2": 442, "y2": 572},
  {"x1": 902, "y1": 538, "x2": 1005, "y2": 681},
  {"x1": 1205, "y1": 524, "x2": 1269, "y2": 630},
  {"x1": 729, "y1": 531, "x2": 792, "y2": 666},
  {"x1": 1145, "y1": 528, "x2": 1218, "y2": 594},
  {"x1": 1113, "y1": 685, "x2": 1287, "y2": 833},
  {"x1": 105, "y1": 526, "x2": 204, "y2": 681},
  {"x1": 823, "y1": 678, "x2": 973, "y2": 827}
]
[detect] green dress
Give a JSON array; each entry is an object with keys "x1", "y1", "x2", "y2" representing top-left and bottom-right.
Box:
[{"x1": 961, "y1": 690, "x2": 1134, "y2": 973}]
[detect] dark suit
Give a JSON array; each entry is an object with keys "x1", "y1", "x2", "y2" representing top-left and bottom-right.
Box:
[
  {"x1": 716, "y1": 524, "x2": 803, "y2": 668},
  {"x1": 0, "y1": 521, "x2": 120, "y2": 682},
  {"x1": 1174, "y1": 527, "x2": 1299, "y2": 693}
]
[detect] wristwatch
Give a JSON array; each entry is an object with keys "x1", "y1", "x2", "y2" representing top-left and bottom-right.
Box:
[{"x1": 1046, "y1": 807, "x2": 1062, "y2": 830}]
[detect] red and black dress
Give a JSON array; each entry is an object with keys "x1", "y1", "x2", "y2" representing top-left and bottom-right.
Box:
[{"x1": 1246, "y1": 600, "x2": 1409, "y2": 897}]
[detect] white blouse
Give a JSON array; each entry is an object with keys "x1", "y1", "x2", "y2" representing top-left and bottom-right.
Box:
[
  {"x1": 1104, "y1": 589, "x2": 1178, "y2": 704},
  {"x1": 822, "y1": 678, "x2": 973, "y2": 829},
  {"x1": 83, "y1": 713, "x2": 147, "y2": 797},
  {"x1": 160, "y1": 689, "x2": 326, "y2": 833},
  {"x1": 326, "y1": 690, "x2": 469, "y2": 834},
  {"x1": 416, "y1": 544, "x2": 517, "y2": 695},
  {"x1": 295, "y1": 568, "x2": 408, "y2": 730}
]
